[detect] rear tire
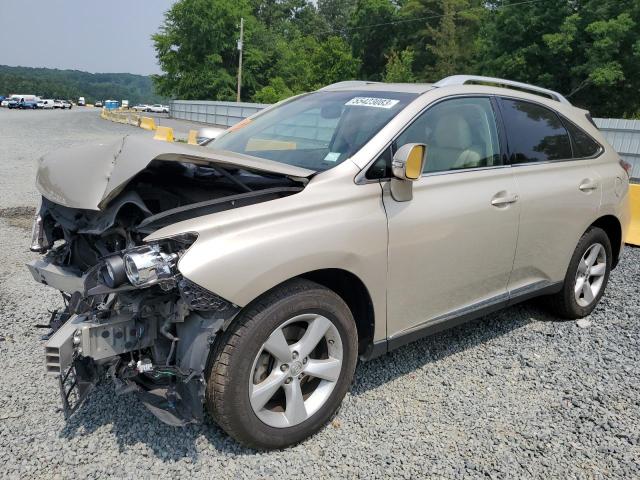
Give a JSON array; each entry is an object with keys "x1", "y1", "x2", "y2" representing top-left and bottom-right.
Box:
[
  {"x1": 206, "y1": 279, "x2": 358, "y2": 449},
  {"x1": 546, "y1": 227, "x2": 612, "y2": 319}
]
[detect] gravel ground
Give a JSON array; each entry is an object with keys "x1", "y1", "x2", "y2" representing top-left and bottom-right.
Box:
[{"x1": 1, "y1": 108, "x2": 639, "y2": 479}]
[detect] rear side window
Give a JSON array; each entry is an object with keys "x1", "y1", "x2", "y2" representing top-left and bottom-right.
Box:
[
  {"x1": 563, "y1": 120, "x2": 601, "y2": 158},
  {"x1": 500, "y1": 98, "x2": 572, "y2": 163}
]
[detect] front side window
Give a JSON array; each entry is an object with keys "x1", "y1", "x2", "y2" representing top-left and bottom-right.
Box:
[
  {"x1": 393, "y1": 97, "x2": 501, "y2": 174},
  {"x1": 499, "y1": 98, "x2": 572, "y2": 163},
  {"x1": 210, "y1": 90, "x2": 417, "y2": 172}
]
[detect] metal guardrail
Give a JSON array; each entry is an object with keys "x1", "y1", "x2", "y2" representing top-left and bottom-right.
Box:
[{"x1": 169, "y1": 100, "x2": 269, "y2": 127}]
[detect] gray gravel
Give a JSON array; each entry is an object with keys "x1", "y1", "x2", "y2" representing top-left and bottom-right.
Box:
[{"x1": 1, "y1": 108, "x2": 639, "y2": 479}]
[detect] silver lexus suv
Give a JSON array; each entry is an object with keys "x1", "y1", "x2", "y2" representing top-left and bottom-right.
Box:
[{"x1": 29, "y1": 76, "x2": 630, "y2": 449}]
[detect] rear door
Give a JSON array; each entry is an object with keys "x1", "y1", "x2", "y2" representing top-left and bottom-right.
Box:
[
  {"x1": 497, "y1": 97, "x2": 603, "y2": 293},
  {"x1": 383, "y1": 96, "x2": 520, "y2": 340}
]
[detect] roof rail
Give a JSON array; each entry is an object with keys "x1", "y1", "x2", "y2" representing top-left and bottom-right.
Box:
[
  {"x1": 433, "y1": 75, "x2": 571, "y2": 105},
  {"x1": 320, "y1": 81, "x2": 380, "y2": 91}
]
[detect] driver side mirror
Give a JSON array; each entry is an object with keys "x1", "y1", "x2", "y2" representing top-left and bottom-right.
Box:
[{"x1": 390, "y1": 143, "x2": 427, "y2": 201}]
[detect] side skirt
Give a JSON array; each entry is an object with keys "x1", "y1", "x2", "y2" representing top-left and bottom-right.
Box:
[{"x1": 361, "y1": 280, "x2": 562, "y2": 361}]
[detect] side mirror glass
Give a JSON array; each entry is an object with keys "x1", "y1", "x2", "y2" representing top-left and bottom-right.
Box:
[
  {"x1": 392, "y1": 143, "x2": 427, "y2": 181},
  {"x1": 389, "y1": 143, "x2": 426, "y2": 202}
]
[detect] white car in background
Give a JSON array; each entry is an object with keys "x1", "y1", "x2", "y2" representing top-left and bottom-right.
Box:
[
  {"x1": 132, "y1": 104, "x2": 149, "y2": 112},
  {"x1": 39, "y1": 99, "x2": 55, "y2": 109},
  {"x1": 148, "y1": 104, "x2": 169, "y2": 113}
]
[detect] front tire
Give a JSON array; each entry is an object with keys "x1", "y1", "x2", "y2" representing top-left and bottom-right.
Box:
[
  {"x1": 547, "y1": 227, "x2": 612, "y2": 319},
  {"x1": 206, "y1": 279, "x2": 358, "y2": 449}
]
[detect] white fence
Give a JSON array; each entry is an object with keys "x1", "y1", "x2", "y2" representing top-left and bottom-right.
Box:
[
  {"x1": 169, "y1": 100, "x2": 268, "y2": 127},
  {"x1": 594, "y1": 118, "x2": 640, "y2": 178}
]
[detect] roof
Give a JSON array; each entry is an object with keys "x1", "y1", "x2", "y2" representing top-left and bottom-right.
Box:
[{"x1": 320, "y1": 81, "x2": 434, "y2": 94}]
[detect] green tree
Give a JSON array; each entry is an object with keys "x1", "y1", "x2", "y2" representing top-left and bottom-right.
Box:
[
  {"x1": 253, "y1": 77, "x2": 293, "y2": 102},
  {"x1": 152, "y1": 0, "x2": 251, "y2": 100},
  {"x1": 383, "y1": 48, "x2": 415, "y2": 82},
  {"x1": 476, "y1": 0, "x2": 640, "y2": 116},
  {"x1": 398, "y1": 0, "x2": 484, "y2": 81},
  {"x1": 348, "y1": 0, "x2": 399, "y2": 80}
]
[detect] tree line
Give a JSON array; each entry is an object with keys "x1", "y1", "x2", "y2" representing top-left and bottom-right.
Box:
[
  {"x1": 0, "y1": 65, "x2": 166, "y2": 105},
  {"x1": 152, "y1": 0, "x2": 640, "y2": 117}
]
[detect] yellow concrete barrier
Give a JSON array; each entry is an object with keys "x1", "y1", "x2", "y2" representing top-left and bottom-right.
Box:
[
  {"x1": 153, "y1": 126, "x2": 174, "y2": 142},
  {"x1": 187, "y1": 129, "x2": 198, "y2": 145},
  {"x1": 140, "y1": 116, "x2": 157, "y2": 131},
  {"x1": 626, "y1": 183, "x2": 640, "y2": 246}
]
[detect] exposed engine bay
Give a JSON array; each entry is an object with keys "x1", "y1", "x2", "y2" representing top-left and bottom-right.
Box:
[{"x1": 28, "y1": 144, "x2": 307, "y2": 426}]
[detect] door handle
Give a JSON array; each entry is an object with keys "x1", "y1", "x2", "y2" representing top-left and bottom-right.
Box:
[
  {"x1": 579, "y1": 179, "x2": 599, "y2": 192},
  {"x1": 491, "y1": 192, "x2": 519, "y2": 207}
]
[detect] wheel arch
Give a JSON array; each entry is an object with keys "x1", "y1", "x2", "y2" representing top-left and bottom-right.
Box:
[
  {"x1": 224, "y1": 268, "x2": 377, "y2": 358},
  {"x1": 299, "y1": 268, "x2": 376, "y2": 357},
  {"x1": 590, "y1": 215, "x2": 622, "y2": 268}
]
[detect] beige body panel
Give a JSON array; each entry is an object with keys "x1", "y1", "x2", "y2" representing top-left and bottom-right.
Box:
[
  {"x1": 507, "y1": 159, "x2": 603, "y2": 290},
  {"x1": 383, "y1": 167, "x2": 519, "y2": 338},
  {"x1": 140, "y1": 82, "x2": 628, "y2": 348},
  {"x1": 146, "y1": 160, "x2": 390, "y2": 342}
]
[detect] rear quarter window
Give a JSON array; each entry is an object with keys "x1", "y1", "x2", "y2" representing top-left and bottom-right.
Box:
[
  {"x1": 562, "y1": 120, "x2": 602, "y2": 158},
  {"x1": 499, "y1": 98, "x2": 572, "y2": 163}
]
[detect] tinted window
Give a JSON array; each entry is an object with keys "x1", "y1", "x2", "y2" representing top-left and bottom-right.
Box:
[
  {"x1": 394, "y1": 97, "x2": 501, "y2": 173},
  {"x1": 500, "y1": 99, "x2": 572, "y2": 163},
  {"x1": 563, "y1": 120, "x2": 601, "y2": 158}
]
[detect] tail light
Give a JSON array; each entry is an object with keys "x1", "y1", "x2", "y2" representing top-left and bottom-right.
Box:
[{"x1": 619, "y1": 159, "x2": 632, "y2": 178}]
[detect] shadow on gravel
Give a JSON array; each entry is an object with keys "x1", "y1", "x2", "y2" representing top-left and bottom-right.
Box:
[
  {"x1": 351, "y1": 300, "x2": 556, "y2": 396},
  {"x1": 59, "y1": 388, "x2": 256, "y2": 459},
  {"x1": 58, "y1": 299, "x2": 555, "y2": 459}
]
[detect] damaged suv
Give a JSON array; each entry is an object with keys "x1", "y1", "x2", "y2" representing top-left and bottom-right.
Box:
[{"x1": 29, "y1": 76, "x2": 630, "y2": 449}]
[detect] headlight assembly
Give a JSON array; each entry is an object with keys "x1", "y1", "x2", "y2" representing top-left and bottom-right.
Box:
[{"x1": 123, "y1": 245, "x2": 178, "y2": 289}]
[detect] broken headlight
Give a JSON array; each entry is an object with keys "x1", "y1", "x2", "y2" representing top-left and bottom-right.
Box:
[
  {"x1": 123, "y1": 244, "x2": 178, "y2": 288},
  {"x1": 98, "y1": 234, "x2": 197, "y2": 290}
]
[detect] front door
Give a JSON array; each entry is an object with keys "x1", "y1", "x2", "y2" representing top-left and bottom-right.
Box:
[{"x1": 382, "y1": 96, "x2": 520, "y2": 340}]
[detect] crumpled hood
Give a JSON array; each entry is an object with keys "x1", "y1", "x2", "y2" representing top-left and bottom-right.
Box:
[{"x1": 36, "y1": 135, "x2": 314, "y2": 211}]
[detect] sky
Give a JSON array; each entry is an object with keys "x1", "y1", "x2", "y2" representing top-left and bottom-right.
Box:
[{"x1": 0, "y1": 0, "x2": 176, "y2": 75}]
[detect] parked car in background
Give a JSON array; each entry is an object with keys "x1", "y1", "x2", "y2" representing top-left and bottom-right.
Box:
[
  {"x1": 21, "y1": 98, "x2": 40, "y2": 109},
  {"x1": 6, "y1": 94, "x2": 38, "y2": 109},
  {"x1": 95, "y1": 101, "x2": 103, "y2": 108},
  {"x1": 62, "y1": 100, "x2": 72, "y2": 109},
  {"x1": 27, "y1": 76, "x2": 630, "y2": 449},
  {"x1": 78, "y1": 97, "x2": 86, "y2": 106},
  {"x1": 39, "y1": 99, "x2": 55, "y2": 109},
  {"x1": 132, "y1": 104, "x2": 148, "y2": 112},
  {"x1": 148, "y1": 104, "x2": 169, "y2": 113},
  {"x1": 53, "y1": 100, "x2": 63, "y2": 109}
]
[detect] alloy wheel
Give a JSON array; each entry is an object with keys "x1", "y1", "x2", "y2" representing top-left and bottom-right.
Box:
[
  {"x1": 249, "y1": 313, "x2": 343, "y2": 428},
  {"x1": 574, "y1": 242, "x2": 607, "y2": 307}
]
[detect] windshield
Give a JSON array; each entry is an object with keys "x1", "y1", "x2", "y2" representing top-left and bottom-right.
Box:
[{"x1": 209, "y1": 90, "x2": 417, "y2": 171}]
